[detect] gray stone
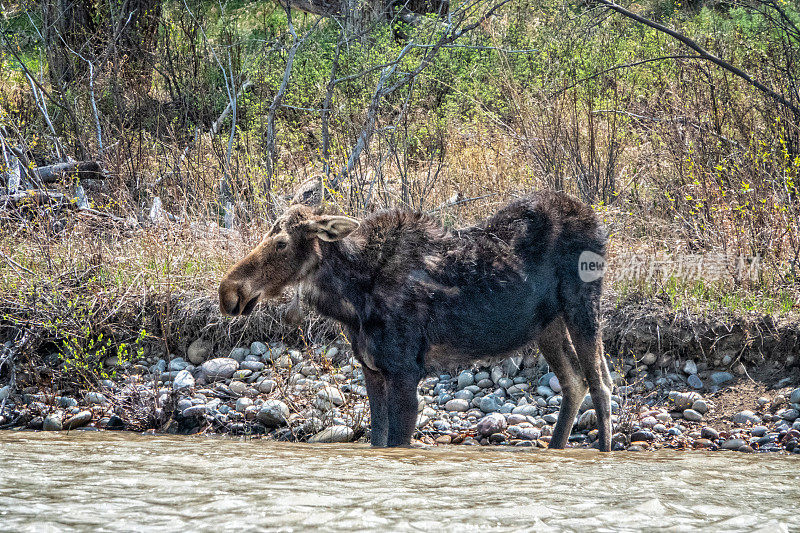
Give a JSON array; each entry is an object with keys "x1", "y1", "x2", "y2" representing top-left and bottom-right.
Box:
[
  {"x1": 445, "y1": 399, "x2": 470, "y2": 412},
  {"x1": 577, "y1": 409, "x2": 597, "y2": 430},
  {"x1": 511, "y1": 404, "x2": 538, "y2": 416},
  {"x1": 233, "y1": 369, "x2": 252, "y2": 380},
  {"x1": 790, "y1": 388, "x2": 800, "y2": 405},
  {"x1": 732, "y1": 410, "x2": 761, "y2": 425},
  {"x1": 200, "y1": 358, "x2": 238, "y2": 381},
  {"x1": 501, "y1": 356, "x2": 522, "y2": 377},
  {"x1": 0, "y1": 385, "x2": 9, "y2": 402},
  {"x1": 177, "y1": 398, "x2": 192, "y2": 411},
  {"x1": 318, "y1": 387, "x2": 345, "y2": 407},
  {"x1": 638, "y1": 352, "x2": 657, "y2": 366},
  {"x1": 235, "y1": 397, "x2": 253, "y2": 413},
  {"x1": 539, "y1": 372, "x2": 555, "y2": 386},
  {"x1": 721, "y1": 438, "x2": 747, "y2": 450},
  {"x1": 476, "y1": 413, "x2": 507, "y2": 437},
  {"x1": 187, "y1": 338, "x2": 212, "y2": 365},
  {"x1": 700, "y1": 426, "x2": 719, "y2": 440},
  {"x1": 710, "y1": 372, "x2": 734, "y2": 385},
  {"x1": 257, "y1": 400, "x2": 290, "y2": 427},
  {"x1": 683, "y1": 360, "x2": 698, "y2": 375},
  {"x1": 683, "y1": 409, "x2": 703, "y2": 422},
  {"x1": 308, "y1": 425, "x2": 354, "y2": 443},
  {"x1": 63, "y1": 410, "x2": 92, "y2": 430},
  {"x1": 543, "y1": 413, "x2": 558, "y2": 424},
  {"x1": 508, "y1": 424, "x2": 540, "y2": 440},
  {"x1": 668, "y1": 391, "x2": 701, "y2": 411},
  {"x1": 240, "y1": 360, "x2": 265, "y2": 372},
  {"x1": 474, "y1": 371, "x2": 490, "y2": 382},
  {"x1": 229, "y1": 381, "x2": 248, "y2": 395},
  {"x1": 57, "y1": 396, "x2": 78, "y2": 408},
  {"x1": 549, "y1": 375, "x2": 561, "y2": 393},
  {"x1": 490, "y1": 366, "x2": 504, "y2": 384},
  {"x1": 687, "y1": 374, "x2": 703, "y2": 389},
  {"x1": 479, "y1": 395, "x2": 503, "y2": 413},
  {"x1": 182, "y1": 405, "x2": 207, "y2": 418},
  {"x1": 506, "y1": 384, "x2": 529, "y2": 395},
  {"x1": 257, "y1": 379, "x2": 277, "y2": 394},
  {"x1": 43, "y1": 413, "x2": 62, "y2": 431},
  {"x1": 86, "y1": 392, "x2": 109, "y2": 405},
  {"x1": 691, "y1": 399, "x2": 709, "y2": 414},
  {"x1": 457, "y1": 371, "x2": 475, "y2": 389},
  {"x1": 172, "y1": 369, "x2": 195, "y2": 391},
  {"x1": 229, "y1": 347, "x2": 250, "y2": 362},
  {"x1": 497, "y1": 377, "x2": 514, "y2": 389},
  {"x1": 168, "y1": 358, "x2": 189, "y2": 371},
  {"x1": 778, "y1": 408, "x2": 799, "y2": 421},
  {"x1": 477, "y1": 378, "x2": 494, "y2": 389},
  {"x1": 631, "y1": 429, "x2": 655, "y2": 441},
  {"x1": 750, "y1": 426, "x2": 768, "y2": 437},
  {"x1": 536, "y1": 385, "x2": 554, "y2": 398},
  {"x1": 250, "y1": 342, "x2": 268, "y2": 355},
  {"x1": 454, "y1": 389, "x2": 474, "y2": 401}
]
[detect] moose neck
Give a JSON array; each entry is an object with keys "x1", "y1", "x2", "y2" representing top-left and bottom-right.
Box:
[{"x1": 304, "y1": 237, "x2": 367, "y2": 330}]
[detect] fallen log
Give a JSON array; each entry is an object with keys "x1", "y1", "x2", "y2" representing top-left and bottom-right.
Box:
[{"x1": 32, "y1": 161, "x2": 104, "y2": 183}]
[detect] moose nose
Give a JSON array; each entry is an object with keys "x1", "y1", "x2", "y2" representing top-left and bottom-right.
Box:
[{"x1": 219, "y1": 281, "x2": 241, "y2": 316}]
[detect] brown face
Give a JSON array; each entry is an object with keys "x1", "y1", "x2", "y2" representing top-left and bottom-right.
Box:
[{"x1": 219, "y1": 206, "x2": 359, "y2": 316}]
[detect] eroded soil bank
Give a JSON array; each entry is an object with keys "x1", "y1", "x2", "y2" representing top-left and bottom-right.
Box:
[{"x1": 1, "y1": 296, "x2": 799, "y2": 453}]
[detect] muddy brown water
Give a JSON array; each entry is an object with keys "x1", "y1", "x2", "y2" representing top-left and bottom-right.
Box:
[{"x1": 0, "y1": 432, "x2": 798, "y2": 532}]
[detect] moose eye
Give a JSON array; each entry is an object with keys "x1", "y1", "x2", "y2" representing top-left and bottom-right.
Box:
[{"x1": 275, "y1": 241, "x2": 288, "y2": 251}]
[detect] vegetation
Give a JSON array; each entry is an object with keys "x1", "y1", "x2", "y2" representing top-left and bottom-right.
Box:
[{"x1": 1, "y1": 0, "x2": 799, "y2": 371}]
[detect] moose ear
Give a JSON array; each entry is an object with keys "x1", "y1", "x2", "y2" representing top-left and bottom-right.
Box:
[{"x1": 307, "y1": 215, "x2": 360, "y2": 242}]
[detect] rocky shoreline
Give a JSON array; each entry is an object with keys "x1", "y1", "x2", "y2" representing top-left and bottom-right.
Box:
[{"x1": 1, "y1": 336, "x2": 799, "y2": 454}]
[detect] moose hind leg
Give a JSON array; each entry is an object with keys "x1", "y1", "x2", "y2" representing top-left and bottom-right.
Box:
[
  {"x1": 363, "y1": 367, "x2": 389, "y2": 447},
  {"x1": 565, "y1": 319, "x2": 612, "y2": 452},
  {"x1": 537, "y1": 318, "x2": 588, "y2": 449}
]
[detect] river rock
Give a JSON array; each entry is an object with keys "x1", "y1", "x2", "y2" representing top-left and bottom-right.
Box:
[
  {"x1": 318, "y1": 386, "x2": 345, "y2": 407},
  {"x1": 241, "y1": 360, "x2": 265, "y2": 373},
  {"x1": 631, "y1": 429, "x2": 655, "y2": 442},
  {"x1": 721, "y1": 438, "x2": 747, "y2": 450},
  {"x1": 182, "y1": 405, "x2": 207, "y2": 418},
  {"x1": 691, "y1": 399, "x2": 709, "y2": 414},
  {"x1": 168, "y1": 358, "x2": 189, "y2": 372},
  {"x1": 86, "y1": 392, "x2": 109, "y2": 405},
  {"x1": 257, "y1": 400, "x2": 289, "y2": 427},
  {"x1": 710, "y1": 372, "x2": 734, "y2": 385},
  {"x1": 683, "y1": 409, "x2": 703, "y2": 422},
  {"x1": 235, "y1": 397, "x2": 253, "y2": 413},
  {"x1": 536, "y1": 385, "x2": 554, "y2": 398},
  {"x1": 508, "y1": 425, "x2": 540, "y2": 440},
  {"x1": 228, "y1": 347, "x2": 249, "y2": 362},
  {"x1": 187, "y1": 338, "x2": 212, "y2": 365},
  {"x1": 445, "y1": 398, "x2": 470, "y2": 412},
  {"x1": 172, "y1": 369, "x2": 195, "y2": 391},
  {"x1": 732, "y1": 410, "x2": 760, "y2": 425},
  {"x1": 0, "y1": 385, "x2": 9, "y2": 401},
  {"x1": 229, "y1": 381, "x2": 248, "y2": 395},
  {"x1": 201, "y1": 358, "x2": 238, "y2": 381},
  {"x1": 638, "y1": 352, "x2": 657, "y2": 366},
  {"x1": 43, "y1": 413, "x2": 62, "y2": 431},
  {"x1": 750, "y1": 425, "x2": 768, "y2": 437},
  {"x1": 683, "y1": 360, "x2": 698, "y2": 375},
  {"x1": 457, "y1": 371, "x2": 475, "y2": 389},
  {"x1": 477, "y1": 413, "x2": 507, "y2": 437},
  {"x1": 687, "y1": 375, "x2": 703, "y2": 389},
  {"x1": 309, "y1": 425, "x2": 354, "y2": 443},
  {"x1": 479, "y1": 395, "x2": 502, "y2": 413},
  {"x1": 250, "y1": 342, "x2": 268, "y2": 356},
  {"x1": 778, "y1": 408, "x2": 799, "y2": 421},
  {"x1": 577, "y1": 409, "x2": 597, "y2": 430},
  {"x1": 257, "y1": 379, "x2": 277, "y2": 394},
  {"x1": 790, "y1": 388, "x2": 800, "y2": 405},
  {"x1": 549, "y1": 375, "x2": 562, "y2": 393},
  {"x1": 502, "y1": 356, "x2": 522, "y2": 377},
  {"x1": 63, "y1": 410, "x2": 92, "y2": 430},
  {"x1": 512, "y1": 404, "x2": 538, "y2": 416},
  {"x1": 700, "y1": 426, "x2": 719, "y2": 440},
  {"x1": 668, "y1": 391, "x2": 701, "y2": 411}
]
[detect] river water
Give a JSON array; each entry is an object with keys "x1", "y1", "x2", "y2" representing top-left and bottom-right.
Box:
[{"x1": 0, "y1": 431, "x2": 798, "y2": 532}]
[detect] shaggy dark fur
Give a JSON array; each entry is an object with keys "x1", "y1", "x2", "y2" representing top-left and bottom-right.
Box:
[{"x1": 220, "y1": 191, "x2": 613, "y2": 451}]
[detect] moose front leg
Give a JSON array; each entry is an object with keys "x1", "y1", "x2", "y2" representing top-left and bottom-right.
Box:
[
  {"x1": 385, "y1": 372, "x2": 421, "y2": 447},
  {"x1": 362, "y1": 367, "x2": 389, "y2": 447}
]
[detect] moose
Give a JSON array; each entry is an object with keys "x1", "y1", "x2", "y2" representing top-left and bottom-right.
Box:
[{"x1": 219, "y1": 191, "x2": 613, "y2": 451}]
